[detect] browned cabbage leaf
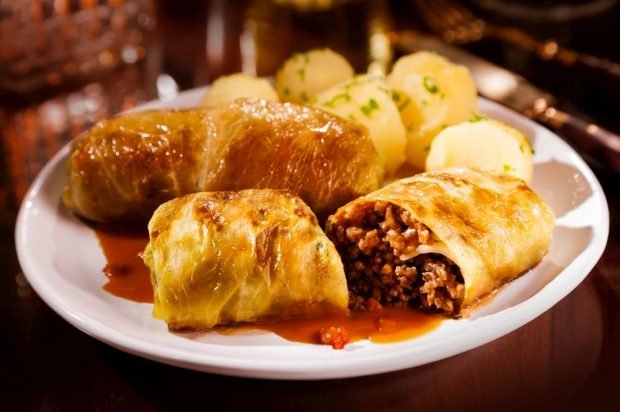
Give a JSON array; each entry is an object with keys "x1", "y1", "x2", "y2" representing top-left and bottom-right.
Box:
[
  {"x1": 142, "y1": 189, "x2": 349, "y2": 330},
  {"x1": 63, "y1": 98, "x2": 383, "y2": 224},
  {"x1": 63, "y1": 109, "x2": 212, "y2": 224}
]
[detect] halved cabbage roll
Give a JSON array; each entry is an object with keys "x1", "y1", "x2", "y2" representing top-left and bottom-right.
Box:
[
  {"x1": 63, "y1": 98, "x2": 383, "y2": 224},
  {"x1": 143, "y1": 189, "x2": 348, "y2": 330},
  {"x1": 325, "y1": 168, "x2": 554, "y2": 317}
]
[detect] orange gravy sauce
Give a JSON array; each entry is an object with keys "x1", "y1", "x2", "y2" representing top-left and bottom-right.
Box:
[
  {"x1": 222, "y1": 309, "x2": 442, "y2": 344},
  {"x1": 96, "y1": 231, "x2": 442, "y2": 344},
  {"x1": 95, "y1": 230, "x2": 153, "y2": 303}
]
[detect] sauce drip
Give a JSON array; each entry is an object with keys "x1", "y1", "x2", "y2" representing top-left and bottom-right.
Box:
[
  {"x1": 95, "y1": 230, "x2": 153, "y2": 303},
  {"x1": 224, "y1": 308, "x2": 441, "y2": 344},
  {"x1": 96, "y1": 231, "x2": 441, "y2": 344}
]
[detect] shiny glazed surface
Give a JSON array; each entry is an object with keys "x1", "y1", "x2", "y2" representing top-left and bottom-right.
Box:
[{"x1": 63, "y1": 99, "x2": 383, "y2": 224}]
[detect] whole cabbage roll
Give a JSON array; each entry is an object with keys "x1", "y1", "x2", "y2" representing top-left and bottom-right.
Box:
[
  {"x1": 63, "y1": 98, "x2": 383, "y2": 224},
  {"x1": 143, "y1": 189, "x2": 349, "y2": 330},
  {"x1": 325, "y1": 168, "x2": 555, "y2": 317},
  {"x1": 63, "y1": 109, "x2": 213, "y2": 224}
]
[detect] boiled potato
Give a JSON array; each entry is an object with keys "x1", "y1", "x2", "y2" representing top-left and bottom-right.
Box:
[
  {"x1": 201, "y1": 73, "x2": 278, "y2": 108},
  {"x1": 425, "y1": 117, "x2": 534, "y2": 183},
  {"x1": 387, "y1": 51, "x2": 478, "y2": 170},
  {"x1": 310, "y1": 75, "x2": 407, "y2": 175},
  {"x1": 275, "y1": 48, "x2": 354, "y2": 104}
]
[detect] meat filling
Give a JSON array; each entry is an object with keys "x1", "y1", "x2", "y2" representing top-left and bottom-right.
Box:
[{"x1": 329, "y1": 201, "x2": 465, "y2": 316}]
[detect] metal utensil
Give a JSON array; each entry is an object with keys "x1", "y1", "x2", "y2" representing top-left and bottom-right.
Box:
[
  {"x1": 410, "y1": 0, "x2": 620, "y2": 87},
  {"x1": 392, "y1": 31, "x2": 620, "y2": 172}
]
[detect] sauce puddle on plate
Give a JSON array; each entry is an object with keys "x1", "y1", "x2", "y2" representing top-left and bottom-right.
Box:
[
  {"x1": 95, "y1": 229, "x2": 153, "y2": 303},
  {"x1": 223, "y1": 308, "x2": 441, "y2": 345},
  {"x1": 96, "y1": 230, "x2": 442, "y2": 344}
]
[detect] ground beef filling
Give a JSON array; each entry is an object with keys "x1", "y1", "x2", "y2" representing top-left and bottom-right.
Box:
[{"x1": 330, "y1": 201, "x2": 465, "y2": 316}]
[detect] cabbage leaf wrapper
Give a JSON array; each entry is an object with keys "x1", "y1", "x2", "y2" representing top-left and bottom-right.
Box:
[
  {"x1": 326, "y1": 168, "x2": 555, "y2": 317},
  {"x1": 143, "y1": 189, "x2": 349, "y2": 330},
  {"x1": 63, "y1": 98, "x2": 383, "y2": 224}
]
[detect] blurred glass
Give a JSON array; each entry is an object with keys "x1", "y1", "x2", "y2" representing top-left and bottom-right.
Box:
[
  {"x1": 0, "y1": 0, "x2": 156, "y2": 95},
  {"x1": 242, "y1": 0, "x2": 393, "y2": 76},
  {"x1": 471, "y1": 0, "x2": 617, "y2": 22}
]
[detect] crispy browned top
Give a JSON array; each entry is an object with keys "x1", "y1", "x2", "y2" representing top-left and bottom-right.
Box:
[{"x1": 143, "y1": 189, "x2": 349, "y2": 329}]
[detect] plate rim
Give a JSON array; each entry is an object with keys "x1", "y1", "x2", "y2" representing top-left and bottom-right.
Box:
[{"x1": 15, "y1": 90, "x2": 610, "y2": 380}]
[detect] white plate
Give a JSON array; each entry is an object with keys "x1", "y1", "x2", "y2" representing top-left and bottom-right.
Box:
[{"x1": 16, "y1": 88, "x2": 609, "y2": 380}]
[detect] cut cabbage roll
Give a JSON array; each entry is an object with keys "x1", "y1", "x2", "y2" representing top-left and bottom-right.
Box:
[
  {"x1": 63, "y1": 98, "x2": 383, "y2": 224},
  {"x1": 325, "y1": 168, "x2": 554, "y2": 317},
  {"x1": 143, "y1": 189, "x2": 349, "y2": 330}
]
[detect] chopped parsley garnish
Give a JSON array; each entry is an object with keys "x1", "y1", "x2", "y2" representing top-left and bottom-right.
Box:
[
  {"x1": 293, "y1": 51, "x2": 311, "y2": 64},
  {"x1": 503, "y1": 164, "x2": 515, "y2": 172},
  {"x1": 423, "y1": 76, "x2": 440, "y2": 94},
  {"x1": 323, "y1": 93, "x2": 351, "y2": 108},
  {"x1": 392, "y1": 90, "x2": 410, "y2": 111},
  {"x1": 361, "y1": 98, "x2": 380, "y2": 118},
  {"x1": 297, "y1": 67, "x2": 306, "y2": 82},
  {"x1": 469, "y1": 113, "x2": 489, "y2": 123},
  {"x1": 300, "y1": 91, "x2": 309, "y2": 102},
  {"x1": 344, "y1": 75, "x2": 373, "y2": 92},
  {"x1": 397, "y1": 97, "x2": 411, "y2": 112},
  {"x1": 283, "y1": 86, "x2": 290, "y2": 96},
  {"x1": 519, "y1": 141, "x2": 536, "y2": 155}
]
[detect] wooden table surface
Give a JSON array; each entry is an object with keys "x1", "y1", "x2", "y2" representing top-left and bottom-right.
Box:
[{"x1": 1, "y1": 1, "x2": 619, "y2": 411}]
